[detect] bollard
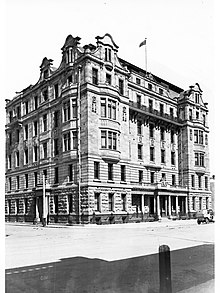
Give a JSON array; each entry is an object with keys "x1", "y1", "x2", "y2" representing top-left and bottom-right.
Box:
[{"x1": 159, "y1": 245, "x2": 172, "y2": 293}]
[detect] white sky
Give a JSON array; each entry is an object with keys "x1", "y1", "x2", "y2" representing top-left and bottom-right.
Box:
[{"x1": 1, "y1": 0, "x2": 218, "y2": 173}]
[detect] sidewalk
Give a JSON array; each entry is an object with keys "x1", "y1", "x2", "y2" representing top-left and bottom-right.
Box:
[{"x1": 177, "y1": 279, "x2": 214, "y2": 293}]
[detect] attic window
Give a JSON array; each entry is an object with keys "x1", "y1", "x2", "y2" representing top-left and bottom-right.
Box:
[
  {"x1": 195, "y1": 93, "x2": 200, "y2": 104},
  {"x1": 66, "y1": 48, "x2": 73, "y2": 64},
  {"x1": 43, "y1": 69, "x2": 49, "y2": 79},
  {"x1": 159, "y1": 88, "x2": 163, "y2": 95},
  {"x1": 148, "y1": 83, "x2": 152, "y2": 90},
  {"x1": 105, "y1": 48, "x2": 111, "y2": 62}
]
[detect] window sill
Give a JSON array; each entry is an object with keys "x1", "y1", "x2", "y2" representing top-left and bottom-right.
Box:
[
  {"x1": 93, "y1": 179, "x2": 101, "y2": 182},
  {"x1": 107, "y1": 180, "x2": 114, "y2": 184},
  {"x1": 120, "y1": 181, "x2": 127, "y2": 184}
]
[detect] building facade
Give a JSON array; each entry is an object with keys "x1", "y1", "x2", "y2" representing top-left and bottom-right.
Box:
[{"x1": 5, "y1": 33, "x2": 211, "y2": 224}]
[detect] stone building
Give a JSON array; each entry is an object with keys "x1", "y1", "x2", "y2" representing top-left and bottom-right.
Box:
[{"x1": 5, "y1": 33, "x2": 211, "y2": 224}]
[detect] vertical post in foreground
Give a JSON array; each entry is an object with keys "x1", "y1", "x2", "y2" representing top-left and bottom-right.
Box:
[
  {"x1": 42, "y1": 173, "x2": 46, "y2": 227},
  {"x1": 159, "y1": 245, "x2": 172, "y2": 293}
]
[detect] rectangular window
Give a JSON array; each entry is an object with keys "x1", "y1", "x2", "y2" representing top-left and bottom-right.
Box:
[
  {"x1": 195, "y1": 153, "x2": 199, "y2": 166},
  {"x1": 205, "y1": 134, "x2": 208, "y2": 145},
  {"x1": 121, "y1": 194, "x2": 126, "y2": 211},
  {"x1": 203, "y1": 114, "x2": 206, "y2": 126},
  {"x1": 149, "y1": 124, "x2": 154, "y2": 138},
  {"x1": 199, "y1": 130, "x2": 204, "y2": 144},
  {"x1": 43, "y1": 89, "x2": 48, "y2": 101},
  {"x1": 192, "y1": 196, "x2": 196, "y2": 210},
  {"x1": 8, "y1": 200, "x2": 12, "y2": 214},
  {"x1": 105, "y1": 48, "x2": 111, "y2": 62},
  {"x1": 170, "y1": 108, "x2": 174, "y2": 118},
  {"x1": 106, "y1": 73, "x2": 111, "y2": 85},
  {"x1": 195, "y1": 93, "x2": 200, "y2": 103},
  {"x1": 33, "y1": 121, "x2": 38, "y2": 136},
  {"x1": 68, "y1": 164, "x2": 73, "y2": 182},
  {"x1": 136, "y1": 78, "x2": 141, "y2": 85},
  {"x1": 54, "y1": 167, "x2": 59, "y2": 184},
  {"x1": 159, "y1": 88, "x2": 163, "y2": 95},
  {"x1": 137, "y1": 94, "x2": 141, "y2": 107},
  {"x1": 34, "y1": 172, "x2": 38, "y2": 187},
  {"x1": 108, "y1": 193, "x2": 114, "y2": 211},
  {"x1": 108, "y1": 99, "x2": 116, "y2": 120},
  {"x1": 198, "y1": 175, "x2": 202, "y2": 188},
  {"x1": 101, "y1": 130, "x2": 117, "y2": 150},
  {"x1": 54, "y1": 196, "x2": 58, "y2": 214},
  {"x1": 171, "y1": 151, "x2": 175, "y2": 165},
  {"x1": 43, "y1": 170, "x2": 47, "y2": 181},
  {"x1": 199, "y1": 197, "x2": 202, "y2": 210},
  {"x1": 194, "y1": 130, "x2": 198, "y2": 143},
  {"x1": 150, "y1": 172, "x2": 155, "y2": 184},
  {"x1": 92, "y1": 68, "x2": 98, "y2": 85},
  {"x1": 161, "y1": 149, "x2": 165, "y2": 164},
  {"x1": 108, "y1": 163, "x2": 113, "y2": 181},
  {"x1": 119, "y1": 79, "x2": 124, "y2": 95},
  {"x1": 160, "y1": 127, "x2": 165, "y2": 140},
  {"x1": 16, "y1": 199, "x2": 19, "y2": 214},
  {"x1": 24, "y1": 198, "x2": 28, "y2": 214},
  {"x1": 148, "y1": 83, "x2": 152, "y2": 90},
  {"x1": 8, "y1": 177, "x2": 12, "y2": 190},
  {"x1": 196, "y1": 111, "x2": 199, "y2": 119},
  {"x1": 54, "y1": 83, "x2": 59, "y2": 99},
  {"x1": 15, "y1": 151, "x2": 19, "y2": 167},
  {"x1": 138, "y1": 144, "x2": 143, "y2": 160},
  {"x1": 72, "y1": 100, "x2": 77, "y2": 118},
  {"x1": 25, "y1": 174, "x2": 28, "y2": 188},
  {"x1": 205, "y1": 176, "x2": 208, "y2": 189},
  {"x1": 139, "y1": 170, "x2": 143, "y2": 183},
  {"x1": 149, "y1": 99, "x2": 153, "y2": 112},
  {"x1": 172, "y1": 175, "x2": 176, "y2": 186},
  {"x1": 34, "y1": 96, "x2": 38, "y2": 110},
  {"x1": 33, "y1": 146, "x2": 38, "y2": 162},
  {"x1": 121, "y1": 165, "x2": 126, "y2": 182},
  {"x1": 54, "y1": 111, "x2": 59, "y2": 128},
  {"x1": 24, "y1": 149, "x2": 28, "y2": 164},
  {"x1": 63, "y1": 101, "x2": 70, "y2": 122},
  {"x1": 43, "y1": 142, "x2": 47, "y2": 158},
  {"x1": 94, "y1": 193, "x2": 100, "y2": 212},
  {"x1": 24, "y1": 124, "x2": 28, "y2": 140},
  {"x1": 94, "y1": 162, "x2": 100, "y2": 180},
  {"x1": 137, "y1": 120, "x2": 142, "y2": 135},
  {"x1": 206, "y1": 197, "x2": 209, "y2": 209},
  {"x1": 43, "y1": 114, "x2": 47, "y2": 132},
  {"x1": 191, "y1": 175, "x2": 195, "y2": 188},
  {"x1": 150, "y1": 147, "x2": 154, "y2": 162},
  {"x1": 9, "y1": 111, "x2": 13, "y2": 122},
  {"x1": 200, "y1": 153, "x2": 204, "y2": 167},
  {"x1": 16, "y1": 176, "x2": 20, "y2": 189},
  {"x1": 8, "y1": 155, "x2": 11, "y2": 169},
  {"x1": 101, "y1": 98, "x2": 106, "y2": 118},
  {"x1": 160, "y1": 103, "x2": 164, "y2": 115},
  {"x1": 68, "y1": 75, "x2": 72, "y2": 84},
  {"x1": 54, "y1": 139, "x2": 59, "y2": 156},
  {"x1": 68, "y1": 194, "x2": 73, "y2": 213},
  {"x1": 25, "y1": 101, "x2": 29, "y2": 115},
  {"x1": 189, "y1": 109, "x2": 192, "y2": 120},
  {"x1": 63, "y1": 132, "x2": 71, "y2": 151},
  {"x1": 101, "y1": 131, "x2": 107, "y2": 148},
  {"x1": 72, "y1": 131, "x2": 77, "y2": 149},
  {"x1": 171, "y1": 130, "x2": 175, "y2": 143}
]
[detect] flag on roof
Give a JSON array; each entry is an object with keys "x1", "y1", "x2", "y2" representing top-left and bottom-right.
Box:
[{"x1": 139, "y1": 39, "x2": 146, "y2": 47}]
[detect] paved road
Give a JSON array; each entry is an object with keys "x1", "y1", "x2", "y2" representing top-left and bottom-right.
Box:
[{"x1": 5, "y1": 220, "x2": 215, "y2": 292}]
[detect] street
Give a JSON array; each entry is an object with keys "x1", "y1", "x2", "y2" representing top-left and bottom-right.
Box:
[{"x1": 5, "y1": 219, "x2": 215, "y2": 292}]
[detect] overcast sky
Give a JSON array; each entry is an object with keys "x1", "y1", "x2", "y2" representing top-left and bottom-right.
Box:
[{"x1": 2, "y1": 0, "x2": 217, "y2": 174}]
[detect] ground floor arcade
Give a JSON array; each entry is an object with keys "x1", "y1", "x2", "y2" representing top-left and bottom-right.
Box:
[{"x1": 5, "y1": 186, "x2": 212, "y2": 224}]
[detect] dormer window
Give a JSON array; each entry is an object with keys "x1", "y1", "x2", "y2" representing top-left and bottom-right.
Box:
[
  {"x1": 43, "y1": 69, "x2": 49, "y2": 79},
  {"x1": 159, "y1": 88, "x2": 163, "y2": 95},
  {"x1": 43, "y1": 89, "x2": 48, "y2": 102},
  {"x1": 195, "y1": 93, "x2": 200, "y2": 104},
  {"x1": 105, "y1": 48, "x2": 111, "y2": 62},
  {"x1": 66, "y1": 48, "x2": 73, "y2": 64}
]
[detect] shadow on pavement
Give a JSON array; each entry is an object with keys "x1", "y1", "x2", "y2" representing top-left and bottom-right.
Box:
[{"x1": 6, "y1": 244, "x2": 214, "y2": 293}]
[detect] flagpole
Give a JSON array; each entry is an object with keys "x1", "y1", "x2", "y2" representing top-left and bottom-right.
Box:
[{"x1": 145, "y1": 38, "x2": 147, "y2": 76}]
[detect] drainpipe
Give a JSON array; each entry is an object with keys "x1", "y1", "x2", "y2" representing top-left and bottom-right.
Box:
[{"x1": 77, "y1": 65, "x2": 82, "y2": 224}]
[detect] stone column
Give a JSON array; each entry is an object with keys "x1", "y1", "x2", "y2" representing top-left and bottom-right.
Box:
[
  {"x1": 157, "y1": 195, "x2": 160, "y2": 217},
  {"x1": 185, "y1": 196, "x2": 188, "y2": 215},
  {"x1": 176, "y1": 196, "x2": 179, "y2": 216},
  {"x1": 141, "y1": 194, "x2": 145, "y2": 213},
  {"x1": 165, "y1": 197, "x2": 168, "y2": 216},
  {"x1": 168, "y1": 195, "x2": 171, "y2": 216}
]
